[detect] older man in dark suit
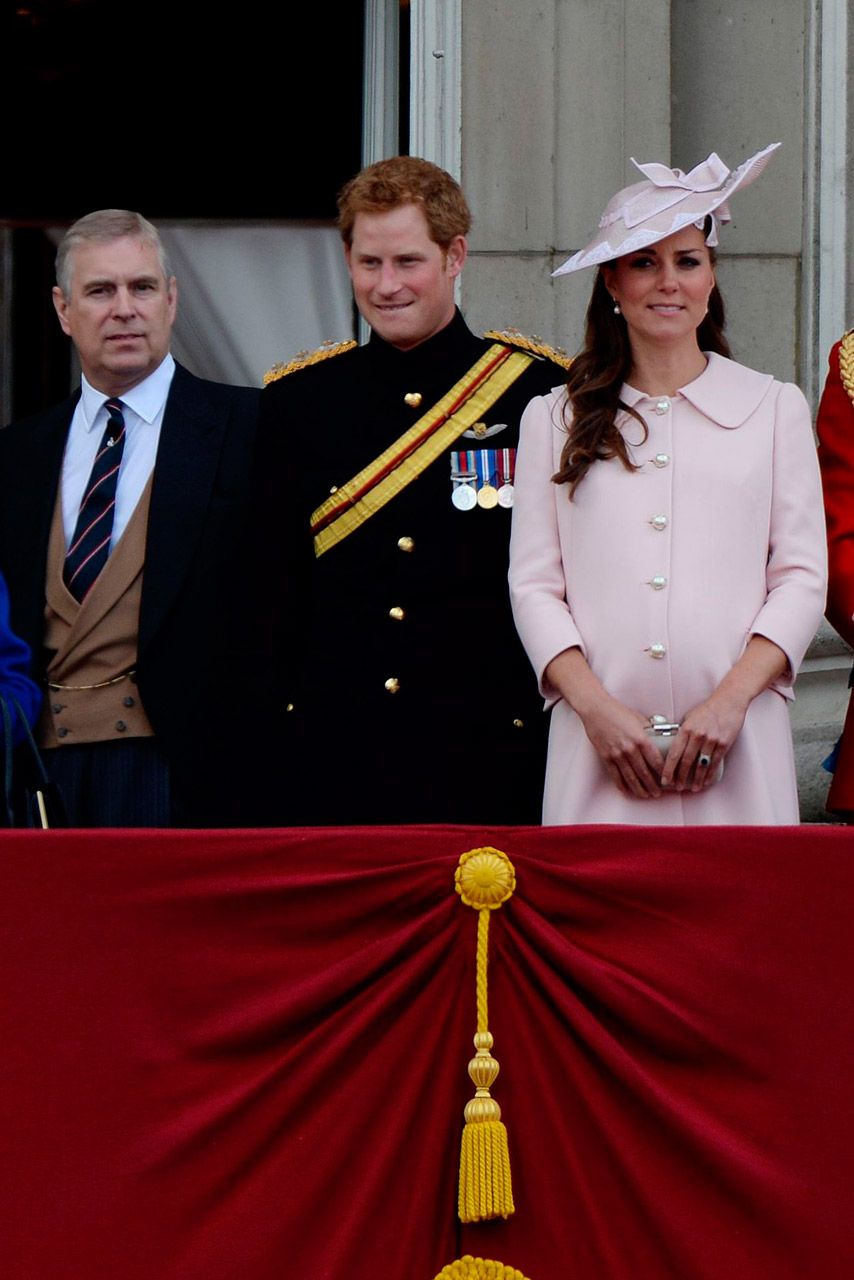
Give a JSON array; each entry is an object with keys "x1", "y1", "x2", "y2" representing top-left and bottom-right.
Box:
[{"x1": 0, "y1": 210, "x2": 264, "y2": 826}]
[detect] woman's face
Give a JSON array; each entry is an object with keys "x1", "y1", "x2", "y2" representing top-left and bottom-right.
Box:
[{"x1": 602, "y1": 225, "x2": 716, "y2": 350}]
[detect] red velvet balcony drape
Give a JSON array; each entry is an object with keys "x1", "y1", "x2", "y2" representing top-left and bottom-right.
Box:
[{"x1": 1, "y1": 825, "x2": 851, "y2": 1279}]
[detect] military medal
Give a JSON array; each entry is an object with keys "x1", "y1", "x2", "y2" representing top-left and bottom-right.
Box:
[
  {"x1": 452, "y1": 484, "x2": 477, "y2": 510},
  {"x1": 497, "y1": 446, "x2": 515, "y2": 507},
  {"x1": 475, "y1": 450, "x2": 499, "y2": 508},
  {"x1": 451, "y1": 450, "x2": 478, "y2": 511}
]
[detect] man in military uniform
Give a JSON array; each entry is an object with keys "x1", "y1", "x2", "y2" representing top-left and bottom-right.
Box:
[{"x1": 258, "y1": 156, "x2": 568, "y2": 825}]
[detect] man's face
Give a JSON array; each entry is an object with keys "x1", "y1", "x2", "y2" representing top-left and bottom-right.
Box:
[
  {"x1": 52, "y1": 235, "x2": 177, "y2": 396},
  {"x1": 344, "y1": 203, "x2": 466, "y2": 350}
]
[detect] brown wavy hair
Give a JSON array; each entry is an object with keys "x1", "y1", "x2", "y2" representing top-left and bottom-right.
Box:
[
  {"x1": 553, "y1": 249, "x2": 731, "y2": 498},
  {"x1": 337, "y1": 156, "x2": 472, "y2": 250}
]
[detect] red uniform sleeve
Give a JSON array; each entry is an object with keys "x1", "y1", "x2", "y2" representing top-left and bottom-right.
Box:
[{"x1": 817, "y1": 338, "x2": 854, "y2": 648}]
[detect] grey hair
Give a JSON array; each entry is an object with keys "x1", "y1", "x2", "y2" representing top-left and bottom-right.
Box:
[{"x1": 55, "y1": 210, "x2": 172, "y2": 295}]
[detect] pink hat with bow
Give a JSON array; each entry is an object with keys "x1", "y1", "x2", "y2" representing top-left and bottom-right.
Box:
[{"x1": 552, "y1": 142, "x2": 780, "y2": 276}]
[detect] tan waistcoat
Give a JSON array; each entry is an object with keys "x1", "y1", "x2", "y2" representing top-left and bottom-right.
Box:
[{"x1": 38, "y1": 478, "x2": 156, "y2": 747}]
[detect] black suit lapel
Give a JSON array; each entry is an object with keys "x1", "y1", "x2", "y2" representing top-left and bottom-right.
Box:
[{"x1": 139, "y1": 364, "x2": 230, "y2": 654}]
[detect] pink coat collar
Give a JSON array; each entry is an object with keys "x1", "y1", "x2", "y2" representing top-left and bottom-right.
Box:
[{"x1": 621, "y1": 352, "x2": 775, "y2": 429}]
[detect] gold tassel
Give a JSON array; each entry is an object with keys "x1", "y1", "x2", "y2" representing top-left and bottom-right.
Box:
[
  {"x1": 455, "y1": 847, "x2": 517, "y2": 1223},
  {"x1": 433, "y1": 1255, "x2": 531, "y2": 1279}
]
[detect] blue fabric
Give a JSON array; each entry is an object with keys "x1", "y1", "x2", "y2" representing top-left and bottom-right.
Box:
[
  {"x1": 823, "y1": 737, "x2": 841, "y2": 774},
  {"x1": 823, "y1": 662, "x2": 854, "y2": 773},
  {"x1": 0, "y1": 571, "x2": 41, "y2": 743}
]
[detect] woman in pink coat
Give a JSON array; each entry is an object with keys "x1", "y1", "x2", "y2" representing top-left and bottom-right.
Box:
[{"x1": 509, "y1": 144, "x2": 826, "y2": 825}]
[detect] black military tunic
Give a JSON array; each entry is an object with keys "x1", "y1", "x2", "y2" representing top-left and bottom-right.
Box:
[{"x1": 257, "y1": 310, "x2": 567, "y2": 825}]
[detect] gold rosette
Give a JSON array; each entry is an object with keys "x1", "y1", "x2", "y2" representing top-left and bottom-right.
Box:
[
  {"x1": 433, "y1": 1256, "x2": 531, "y2": 1280},
  {"x1": 456, "y1": 847, "x2": 516, "y2": 910}
]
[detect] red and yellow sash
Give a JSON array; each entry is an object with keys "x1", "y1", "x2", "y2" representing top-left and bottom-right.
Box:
[{"x1": 310, "y1": 344, "x2": 533, "y2": 557}]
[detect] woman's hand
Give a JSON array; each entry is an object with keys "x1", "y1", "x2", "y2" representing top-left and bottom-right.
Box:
[
  {"x1": 660, "y1": 634, "x2": 790, "y2": 792},
  {"x1": 577, "y1": 694, "x2": 666, "y2": 799},
  {"x1": 544, "y1": 647, "x2": 664, "y2": 799},
  {"x1": 660, "y1": 690, "x2": 747, "y2": 792}
]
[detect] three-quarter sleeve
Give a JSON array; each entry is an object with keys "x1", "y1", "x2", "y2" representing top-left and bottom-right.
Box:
[
  {"x1": 509, "y1": 392, "x2": 585, "y2": 704},
  {"x1": 749, "y1": 380, "x2": 827, "y2": 688}
]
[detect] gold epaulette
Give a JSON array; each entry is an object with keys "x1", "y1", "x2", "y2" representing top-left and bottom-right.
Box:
[
  {"x1": 263, "y1": 338, "x2": 357, "y2": 386},
  {"x1": 484, "y1": 327, "x2": 572, "y2": 370},
  {"x1": 838, "y1": 330, "x2": 854, "y2": 408}
]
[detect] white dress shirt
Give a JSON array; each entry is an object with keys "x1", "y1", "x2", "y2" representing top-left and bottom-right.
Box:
[{"x1": 61, "y1": 353, "x2": 176, "y2": 550}]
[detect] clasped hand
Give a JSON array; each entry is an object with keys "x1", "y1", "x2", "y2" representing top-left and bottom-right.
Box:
[
  {"x1": 580, "y1": 690, "x2": 746, "y2": 799},
  {"x1": 659, "y1": 692, "x2": 747, "y2": 792}
]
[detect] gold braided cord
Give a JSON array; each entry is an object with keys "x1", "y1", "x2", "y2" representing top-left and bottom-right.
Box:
[
  {"x1": 433, "y1": 1256, "x2": 531, "y2": 1280},
  {"x1": 484, "y1": 327, "x2": 572, "y2": 370},
  {"x1": 838, "y1": 330, "x2": 854, "y2": 408},
  {"x1": 263, "y1": 326, "x2": 570, "y2": 385},
  {"x1": 476, "y1": 909, "x2": 490, "y2": 1034},
  {"x1": 262, "y1": 338, "x2": 357, "y2": 385}
]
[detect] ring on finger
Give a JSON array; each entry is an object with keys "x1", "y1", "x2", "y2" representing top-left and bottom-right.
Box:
[{"x1": 697, "y1": 752, "x2": 712, "y2": 769}]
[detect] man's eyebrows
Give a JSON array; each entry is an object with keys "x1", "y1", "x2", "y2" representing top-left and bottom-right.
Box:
[{"x1": 83, "y1": 274, "x2": 160, "y2": 288}]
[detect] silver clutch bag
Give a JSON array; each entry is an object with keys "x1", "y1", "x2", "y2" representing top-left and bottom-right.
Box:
[{"x1": 644, "y1": 720, "x2": 724, "y2": 783}]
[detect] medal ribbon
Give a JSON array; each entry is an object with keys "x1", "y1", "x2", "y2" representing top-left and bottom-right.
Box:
[
  {"x1": 475, "y1": 450, "x2": 496, "y2": 491},
  {"x1": 451, "y1": 450, "x2": 476, "y2": 483},
  {"x1": 311, "y1": 345, "x2": 533, "y2": 557}
]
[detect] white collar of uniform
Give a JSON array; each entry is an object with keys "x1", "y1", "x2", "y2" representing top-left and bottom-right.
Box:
[
  {"x1": 621, "y1": 351, "x2": 774, "y2": 430},
  {"x1": 79, "y1": 352, "x2": 176, "y2": 431}
]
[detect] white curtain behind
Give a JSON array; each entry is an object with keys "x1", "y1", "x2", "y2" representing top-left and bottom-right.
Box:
[{"x1": 159, "y1": 222, "x2": 354, "y2": 388}]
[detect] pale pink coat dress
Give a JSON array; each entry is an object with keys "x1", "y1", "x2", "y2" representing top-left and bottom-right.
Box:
[{"x1": 509, "y1": 353, "x2": 827, "y2": 825}]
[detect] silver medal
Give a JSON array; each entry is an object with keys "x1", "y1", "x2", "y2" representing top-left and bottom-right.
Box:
[{"x1": 452, "y1": 483, "x2": 477, "y2": 511}]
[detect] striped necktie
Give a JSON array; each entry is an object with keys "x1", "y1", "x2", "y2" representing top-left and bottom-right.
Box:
[{"x1": 63, "y1": 398, "x2": 127, "y2": 601}]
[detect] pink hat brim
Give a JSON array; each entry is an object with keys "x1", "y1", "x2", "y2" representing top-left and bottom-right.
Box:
[{"x1": 552, "y1": 142, "x2": 780, "y2": 276}]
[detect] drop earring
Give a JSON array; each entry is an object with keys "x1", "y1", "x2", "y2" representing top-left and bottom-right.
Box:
[{"x1": 612, "y1": 299, "x2": 621, "y2": 315}]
